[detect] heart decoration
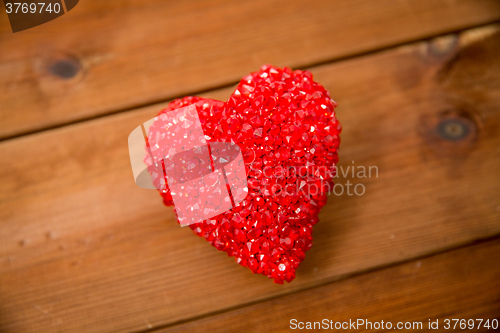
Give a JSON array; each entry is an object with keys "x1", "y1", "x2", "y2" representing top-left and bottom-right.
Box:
[{"x1": 147, "y1": 65, "x2": 341, "y2": 283}]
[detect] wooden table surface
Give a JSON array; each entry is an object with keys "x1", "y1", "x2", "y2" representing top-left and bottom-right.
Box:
[{"x1": 1, "y1": 1, "x2": 500, "y2": 332}]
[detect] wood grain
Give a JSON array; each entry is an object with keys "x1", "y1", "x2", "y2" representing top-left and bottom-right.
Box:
[
  {"x1": 1, "y1": 0, "x2": 500, "y2": 139},
  {"x1": 161, "y1": 239, "x2": 500, "y2": 333},
  {"x1": 1, "y1": 25, "x2": 500, "y2": 332}
]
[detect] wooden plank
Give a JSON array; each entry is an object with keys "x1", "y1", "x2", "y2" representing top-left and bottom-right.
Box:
[
  {"x1": 1, "y1": 25, "x2": 500, "y2": 332},
  {"x1": 1, "y1": 0, "x2": 500, "y2": 139},
  {"x1": 161, "y1": 239, "x2": 500, "y2": 333}
]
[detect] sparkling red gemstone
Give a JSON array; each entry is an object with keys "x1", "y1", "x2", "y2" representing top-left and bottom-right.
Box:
[{"x1": 146, "y1": 65, "x2": 341, "y2": 283}]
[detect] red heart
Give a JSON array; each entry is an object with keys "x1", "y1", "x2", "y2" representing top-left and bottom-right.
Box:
[{"x1": 147, "y1": 65, "x2": 341, "y2": 283}]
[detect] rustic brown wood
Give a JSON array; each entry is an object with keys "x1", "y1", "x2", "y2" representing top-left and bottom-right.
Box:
[
  {"x1": 1, "y1": 25, "x2": 500, "y2": 332},
  {"x1": 161, "y1": 239, "x2": 500, "y2": 333},
  {"x1": 1, "y1": 0, "x2": 500, "y2": 139}
]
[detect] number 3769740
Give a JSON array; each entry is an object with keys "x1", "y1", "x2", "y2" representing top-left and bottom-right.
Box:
[
  {"x1": 444, "y1": 319, "x2": 498, "y2": 330},
  {"x1": 5, "y1": 2, "x2": 61, "y2": 14}
]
